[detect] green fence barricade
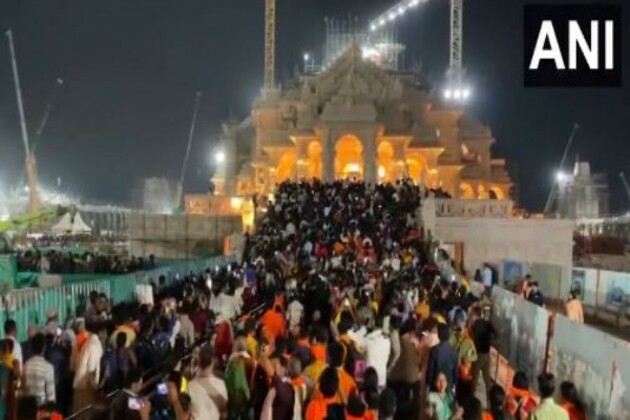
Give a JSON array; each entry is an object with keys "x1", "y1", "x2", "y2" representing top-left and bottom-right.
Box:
[{"x1": 1, "y1": 256, "x2": 232, "y2": 342}]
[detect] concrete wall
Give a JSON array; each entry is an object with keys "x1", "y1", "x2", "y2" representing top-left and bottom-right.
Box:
[
  {"x1": 129, "y1": 213, "x2": 242, "y2": 259},
  {"x1": 435, "y1": 216, "x2": 574, "y2": 287}
]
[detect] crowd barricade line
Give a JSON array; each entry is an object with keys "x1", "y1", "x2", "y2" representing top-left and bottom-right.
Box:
[
  {"x1": 490, "y1": 285, "x2": 630, "y2": 418},
  {"x1": 65, "y1": 299, "x2": 271, "y2": 420},
  {"x1": 0, "y1": 255, "x2": 235, "y2": 341}
]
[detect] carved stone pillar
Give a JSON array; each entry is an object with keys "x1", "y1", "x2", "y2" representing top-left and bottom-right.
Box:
[
  {"x1": 362, "y1": 133, "x2": 377, "y2": 184},
  {"x1": 296, "y1": 140, "x2": 308, "y2": 181},
  {"x1": 393, "y1": 142, "x2": 407, "y2": 180},
  {"x1": 323, "y1": 136, "x2": 334, "y2": 182}
]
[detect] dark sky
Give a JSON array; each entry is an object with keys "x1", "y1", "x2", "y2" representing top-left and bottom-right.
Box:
[{"x1": 0, "y1": 0, "x2": 628, "y2": 211}]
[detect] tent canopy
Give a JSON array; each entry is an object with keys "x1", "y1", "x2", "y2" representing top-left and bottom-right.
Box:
[
  {"x1": 51, "y1": 212, "x2": 92, "y2": 235},
  {"x1": 51, "y1": 213, "x2": 73, "y2": 235}
]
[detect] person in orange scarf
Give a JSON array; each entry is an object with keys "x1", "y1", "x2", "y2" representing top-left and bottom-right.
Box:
[
  {"x1": 506, "y1": 371, "x2": 538, "y2": 419},
  {"x1": 304, "y1": 328, "x2": 328, "y2": 384},
  {"x1": 260, "y1": 304, "x2": 286, "y2": 343},
  {"x1": 328, "y1": 341, "x2": 357, "y2": 402},
  {"x1": 305, "y1": 367, "x2": 345, "y2": 420},
  {"x1": 560, "y1": 381, "x2": 587, "y2": 420}
]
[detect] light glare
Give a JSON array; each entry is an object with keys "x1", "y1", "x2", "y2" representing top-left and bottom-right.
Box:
[
  {"x1": 444, "y1": 89, "x2": 452, "y2": 99},
  {"x1": 215, "y1": 151, "x2": 226, "y2": 164},
  {"x1": 388, "y1": 12, "x2": 396, "y2": 21}
]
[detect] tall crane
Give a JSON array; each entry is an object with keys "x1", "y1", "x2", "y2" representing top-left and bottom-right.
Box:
[
  {"x1": 369, "y1": 0, "x2": 470, "y2": 104},
  {"x1": 543, "y1": 123, "x2": 580, "y2": 215},
  {"x1": 619, "y1": 172, "x2": 630, "y2": 210},
  {"x1": 174, "y1": 91, "x2": 202, "y2": 211},
  {"x1": 5, "y1": 29, "x2": 41, "y2": 212},
  {"x1": 264, "y1": 0, "x2": 276, "y2": 90}
]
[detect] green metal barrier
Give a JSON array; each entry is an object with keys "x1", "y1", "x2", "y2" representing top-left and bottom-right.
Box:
[{"x1": 0, "y1": 255, "x2": 234, "y2": 341}]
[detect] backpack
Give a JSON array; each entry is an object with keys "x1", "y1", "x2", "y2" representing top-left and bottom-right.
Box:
[
  {"x1": 225, "y1": 356, "x2": 250, "y2": 408},
  {"x1": 102, "y1": 350, "x2": 131, "y2": 392}
]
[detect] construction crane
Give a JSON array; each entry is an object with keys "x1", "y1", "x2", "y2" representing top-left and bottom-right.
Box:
[
  {"x1": 5, "y1": 29, "x2": 41, "y2": 212},
  {"x1": 264, "y1": 0, "x2": 276, "y2": 90},
  {"x1": 619, "y1": 172, "x2": 630, "y2": 211},
  {"x1": 543, "y1": 123, "x2": 580, "y2": 215},
  {"x1": 369, "y1": 0, "x2": 470, "y2": 104},
  {"x1": 174, "y1": 91, "x2": 202, "y2": 212}
]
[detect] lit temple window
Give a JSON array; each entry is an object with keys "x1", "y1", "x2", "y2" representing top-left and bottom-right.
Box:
[
  {"x1": 378, "y1": 166, "x2": 386, "y2": 179},
  {"x1": 346, "y1": 163, "x2": 361, "y2": 173}
]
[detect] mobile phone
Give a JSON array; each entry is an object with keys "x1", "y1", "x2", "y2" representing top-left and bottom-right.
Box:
[
  {"x1": 128, "y1": 397, "x2": 143, "y2": 410},
  {"x1": 156, "y1": 381, "x2": 168, "y2": 396}
]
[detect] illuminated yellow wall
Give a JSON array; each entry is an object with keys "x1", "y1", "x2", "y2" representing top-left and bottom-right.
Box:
[
  {"x1": 275, "y1": 151, "x2": 296, "y2": 183},
  {"x1": 335, "y1": 135, "x2": 363, "y2": 178},
  {"x1": 307, "y1": 141, "x2": 322, "y2": 179}
]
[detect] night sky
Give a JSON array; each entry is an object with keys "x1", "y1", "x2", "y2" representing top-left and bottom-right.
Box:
[{"x1": 0, "y1": 0, "x2": 628, "y2": 211}]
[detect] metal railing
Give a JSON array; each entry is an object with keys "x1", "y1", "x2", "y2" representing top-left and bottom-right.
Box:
[{"x1": 66, "y1": 300, "x2": 270, "y2": 420}]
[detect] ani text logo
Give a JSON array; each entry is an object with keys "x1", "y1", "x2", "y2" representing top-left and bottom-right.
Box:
[{"x1": 524, "y1": 4, "x2": 622, "y2": 87}]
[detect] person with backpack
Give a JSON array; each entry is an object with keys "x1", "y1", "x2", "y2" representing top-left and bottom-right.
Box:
[
  {"x1": 225, "y1": 333, "x2": 255, "y2": 420},
  {"x1": 102, "y1": 332, "x2": 137, "y2": 392}
]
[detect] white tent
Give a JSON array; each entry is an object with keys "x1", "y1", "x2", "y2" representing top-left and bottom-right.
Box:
[
  {"x1": 51, "y1": 213, "x2": 73, "y2": 235},
  {"x1": 71, "y1": 213, "x2": 92, "y2": 235}
]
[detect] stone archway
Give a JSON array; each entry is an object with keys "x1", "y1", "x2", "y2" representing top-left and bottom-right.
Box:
[
  {"x1": 489, "y1": 186, "x2": 506, "y2": 199},
  {"x1": 460, "y1": 182, "x2": 475, "y2": 199},
  {"x1": 335, "y1": 135, "x2": 363, "y2": 179}
]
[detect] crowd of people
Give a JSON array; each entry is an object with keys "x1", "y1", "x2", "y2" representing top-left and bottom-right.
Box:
[
  {"x1": 1, "y1": 179, "x2": 590, "y2": 420},
  {"x1": 16, "y1": 250, "x2": 157, "y2": 275}
]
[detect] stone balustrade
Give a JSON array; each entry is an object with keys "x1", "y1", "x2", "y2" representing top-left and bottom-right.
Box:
[{"x1": 434, "y1": 198, "x2": 514, "y2": 218}]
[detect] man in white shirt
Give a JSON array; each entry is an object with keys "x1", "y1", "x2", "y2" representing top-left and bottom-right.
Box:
[
  {"x1": 189, "y1": 344, "x2": 228, "y2": 420},
  {"x1": 73, "y1": 324, "x2": 105, "y2": 416},
  {"x1": 482, "y1": 263, "x2": 493, "y2": 289},
  {"x1": 23, "y1": 333, "x2": 55, "y2": 405},
  {"x1": 364, "y1": 318, "x2": 391, "y2": 389},
  {"x1": 287, "y1": 298, "x2": 304, "y2": 330}
]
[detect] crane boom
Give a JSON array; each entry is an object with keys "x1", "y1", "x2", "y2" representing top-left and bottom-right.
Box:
[
  {"x1": 264, "y1": 0, "x2": 276, "y2": 90},
  {"x1": 543, "y1": 123, "x2": 580, "y2": 215},
  {"x1": 6, "y1": 29, "x2": 41, "y2": 212},
  {"x1": 448, "y1": 0, "x2": 463, "y2": 79},
  {"x1": 175, "y1": 91, "x2": 202, "y2": 211},
  {"x1": 619, "y1": 172, "x2": 630, "y2": 209}
]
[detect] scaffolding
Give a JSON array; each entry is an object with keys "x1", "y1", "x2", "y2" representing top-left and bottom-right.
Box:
[{"x1": 323, "y1": 17, "x2": 405, "y2": 71}]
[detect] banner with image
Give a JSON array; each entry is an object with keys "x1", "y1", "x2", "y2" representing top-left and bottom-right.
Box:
[
  {"x1": 492, "y1": 287, "x2": 549, "y2": 388},
  {"x1": 501, "y1": 260, "x2": 527, "y2": 288},
  {"x1": 550, "y1": 314, "x2": 630, "y2": 419},
  {"x1": 598, "y1": 270, "x2": 630, "y2": 310},
  {"x1": 530, "y1": 263, "x2": 562, "y2": 299},
  {"x1": 569, "y1": 267, "x2": 598, "y2": 306}
]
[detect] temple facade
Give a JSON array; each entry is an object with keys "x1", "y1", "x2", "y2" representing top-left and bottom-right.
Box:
[{"x1": 207, "y1": 43, "x2": 511, "y2": 204}]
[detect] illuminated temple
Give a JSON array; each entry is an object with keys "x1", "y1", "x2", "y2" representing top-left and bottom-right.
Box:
[{"x1": 186, "y1": 43, "x2": 512, "y2": 222}]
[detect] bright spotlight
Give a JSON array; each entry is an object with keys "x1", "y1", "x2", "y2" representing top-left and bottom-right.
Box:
[
  {"x1": 215, "y1": 150, "x2": 226, "y2": 164},
  {"x1": 388, "y1": 11, "x2": 396, "y2": 20},
  {"x1": 444, "y1": 89, "x2": 452, "y2": 99},
  {"x1": 398, "y1": 6, "x2": 406, "y2": 15},
  {"x1": 379, "y1": 18, "x2": 386, "y2": 26},
  {"x1": 453, "y1": 90, "x2": 462, "y2": 100},
  {"x1": 556, "y1": 171, "x2": 568, "y2": 183},
  {"x1": 303, "y1": 53, "x2": 310, "y2": 61},
  {"x1": 370, "y1": 24, "x2": 376, "y2": 32},
  {"x1": 462, "y1": 88, "x2": 471, "y2": 99},
  {"x1": 409, "y1": 0, "x2": 420, "y2": 7}
]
